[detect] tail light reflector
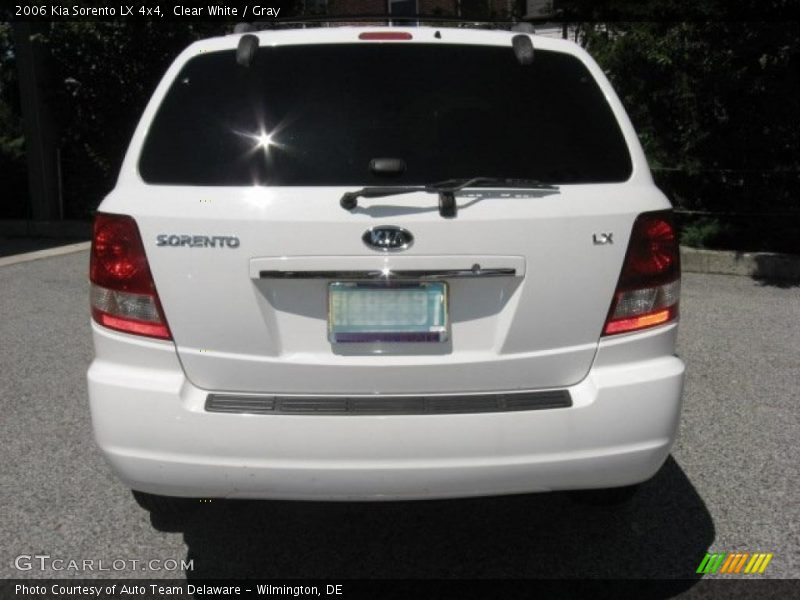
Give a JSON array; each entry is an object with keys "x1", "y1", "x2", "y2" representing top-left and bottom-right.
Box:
[
  {"x1": 89, "y1": 213, "x2": 171, "y2": 340},
  {"x1": 603, "y1": 211, "x2": 681, "y2": 336}
]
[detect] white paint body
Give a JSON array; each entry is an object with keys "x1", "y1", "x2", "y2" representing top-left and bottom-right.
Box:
[{"x1": 88, "y1": 27, "x2": 685, "y2": 500}]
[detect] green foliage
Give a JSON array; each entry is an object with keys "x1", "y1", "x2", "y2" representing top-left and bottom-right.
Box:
[
  {"x1": 679, "y1": 217, "x2": 728, "y2": 248},
  {"x1": 578, "y1": 19, "x2": 800, "y2": 215},
  {"x1": 0, "y1": 22, "x2": 28, "y2": 218},
  {"x1": 40, "y1": 22, "x2": 227, "y2": 217},
  {"x1": 0, "y1": 22, "x2": 24, "y2": 159},
  {"x1": 677, "y1": 213, "x2": 798, "y2": 254}
]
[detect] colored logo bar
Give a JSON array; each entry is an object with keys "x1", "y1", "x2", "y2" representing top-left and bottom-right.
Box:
[{"x1": 696, "y1": 552, "x2": 773, "y2": 574}]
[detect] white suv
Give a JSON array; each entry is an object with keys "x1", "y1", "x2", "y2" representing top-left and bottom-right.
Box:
[{"x1": 87, "y1": 25, "x2": 684, "y2": 510}]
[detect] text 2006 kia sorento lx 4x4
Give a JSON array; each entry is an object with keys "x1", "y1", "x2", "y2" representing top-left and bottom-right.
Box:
[{"x1": 87, "y1": 25, "x2": 685, "y2": 512}]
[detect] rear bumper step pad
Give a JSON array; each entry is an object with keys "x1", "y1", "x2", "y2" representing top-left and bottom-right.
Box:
[{"x1": 205, "y1": 390, "x2": 571, "y2": 416}]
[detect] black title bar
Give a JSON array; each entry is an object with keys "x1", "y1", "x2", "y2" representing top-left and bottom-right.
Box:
[{"x1": 5, "y1": 0, "x2": 799, "y2": 23}]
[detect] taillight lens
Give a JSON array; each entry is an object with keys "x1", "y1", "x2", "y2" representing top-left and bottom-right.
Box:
[
  {"x1": 603, "y1": 211, "x2": 680, "y2": 336},
  {"x1": 89, "y1": 213, "x2": 171, "y2": 340}
]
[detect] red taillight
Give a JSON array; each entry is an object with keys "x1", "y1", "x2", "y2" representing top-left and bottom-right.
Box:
[
  {"x1": 358, "y1": 32, "x2": 413, "y2": 40},
  {"x1": 621, "y1": 216, "x2": 678, "y2": 285},
  {"x1": 603, "y1": 211, "x2": 681, "y2": 336},
  {"x1": 90, "y1": 213, "x2": 171, "y2": 340}
]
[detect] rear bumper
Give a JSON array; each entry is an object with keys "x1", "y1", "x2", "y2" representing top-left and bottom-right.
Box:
[{"x1": 87, "y1": 324, "x2": 685, "y2": 500}]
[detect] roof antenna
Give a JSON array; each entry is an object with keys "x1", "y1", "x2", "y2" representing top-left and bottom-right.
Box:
[
  {"x1": 511, "y1": 34, "x2": 534, "y2": 65},
  {"x1": 236, "y1": 34, "x2": 259, "y2": 67}
]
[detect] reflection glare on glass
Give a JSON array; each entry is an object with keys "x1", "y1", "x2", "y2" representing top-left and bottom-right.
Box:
[
  {"x1": 232, "y1": 114, "x2": 293, "y2": 185},
  {"x1": 254, "y1": 131, "x2": 273, "y2": 148},
  {"x1": 233, "y1": 127, "x2": 284, "y2": 155}
]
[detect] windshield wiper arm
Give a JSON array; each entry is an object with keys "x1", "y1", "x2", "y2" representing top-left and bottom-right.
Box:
[{"x1": 340, "y1": 177, "x2": 559, "y2": 217}]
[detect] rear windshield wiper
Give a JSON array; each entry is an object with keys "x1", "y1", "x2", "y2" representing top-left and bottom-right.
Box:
[{"x1": 340, "y1": 177, "x2": 559, "y2": 218}]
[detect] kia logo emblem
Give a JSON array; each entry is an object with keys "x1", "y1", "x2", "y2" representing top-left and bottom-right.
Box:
[{"x1": 362, "y1": 226, "x2": 414, "y2": 252}]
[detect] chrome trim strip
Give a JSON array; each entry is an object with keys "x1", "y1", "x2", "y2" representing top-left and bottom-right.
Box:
[
  {"x1": 206, "y1": 390, "x2": 571, "y2": 416},
  {"x1": 259, "y1": 268, "x2": 517, "y2": 280}
]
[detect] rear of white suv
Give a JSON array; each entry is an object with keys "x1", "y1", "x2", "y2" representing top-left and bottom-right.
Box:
[{"x1": 87, "y1": 26, "x2": 685, "y2": 506}]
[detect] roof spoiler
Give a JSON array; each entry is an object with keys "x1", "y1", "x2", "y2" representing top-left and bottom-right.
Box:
[{"x1": 232, "y1": 17, "x2": 535, "y2": 67}]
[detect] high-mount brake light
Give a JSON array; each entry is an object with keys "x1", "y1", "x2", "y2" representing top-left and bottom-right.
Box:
[
  {"x1": 89, "y1": 213, "x2": 171, "y2": 340},
  {"x1": 603, "y1": 210, "x2": 681, "y2": 336},
  {"x1": 358, "y1": 32, "x2": 413, "y2": 40}
]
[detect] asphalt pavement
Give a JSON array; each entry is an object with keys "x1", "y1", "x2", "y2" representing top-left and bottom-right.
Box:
[{"x1": 1, "y1": 250, "x2": 798, "y2": 592}]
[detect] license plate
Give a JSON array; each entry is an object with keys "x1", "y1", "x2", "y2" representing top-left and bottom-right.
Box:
[{"x1": 328, "y1": 282, "x2": 448, "y2": 343}]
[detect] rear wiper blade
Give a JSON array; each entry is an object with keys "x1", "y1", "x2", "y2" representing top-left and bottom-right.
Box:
[
  {"x1": 340, "y1": 177, "x2": 558, "y2": 217},
  {"x1": 340, "y1": 186, "x2": 425, "y2": 210},
  {"x1": 428, "y1": 177, "x2": 559, "y2": 191}
]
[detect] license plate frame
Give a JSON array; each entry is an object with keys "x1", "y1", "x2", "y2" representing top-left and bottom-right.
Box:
[{"x1": 328, "y1": 281, "x2": 449, "y2": 344}]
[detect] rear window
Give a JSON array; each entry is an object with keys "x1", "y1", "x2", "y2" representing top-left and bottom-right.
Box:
[{"x1": 139, "y1": 43, "x2": 632, "y2": 186}]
